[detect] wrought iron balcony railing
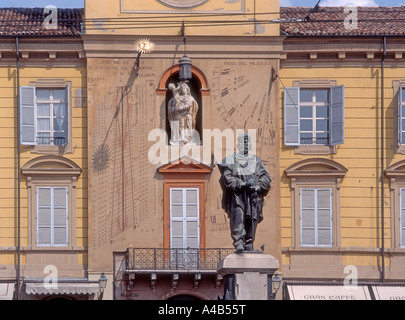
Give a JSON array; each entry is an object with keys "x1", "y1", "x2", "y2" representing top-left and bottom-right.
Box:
[
  {"x1": 300, "y1": 136, "x2": 329, "y2": 145},
  {"x1": 37, "y1": 136, "x2": 67, "y2": 146},
  {"x1": 125, "y1": 248, "x2": 234, "y2": 272}
]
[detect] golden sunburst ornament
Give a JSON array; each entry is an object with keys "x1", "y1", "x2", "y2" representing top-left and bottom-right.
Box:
[{"x1": 134, "y1": 38, "x2": 155, "y2": 54}]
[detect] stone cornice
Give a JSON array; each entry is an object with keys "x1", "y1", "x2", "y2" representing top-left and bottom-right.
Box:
[
  {"x1": 0, "y1": 37, "x2": 85, "y2": 60},
  {"x1": 82, "y1": 34, "x2": 286, "y2": 59},
  {"x1": 282, "y1": 37, "x2": 405, "y2": 62}
]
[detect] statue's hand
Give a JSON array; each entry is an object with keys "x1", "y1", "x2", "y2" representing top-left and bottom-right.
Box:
[
  {"x1": 247, "y1": 179, "x2": 255, "y2": 186},
  {"x1": 249, "y1": 185, "x2": 260, "y2": 192},
  {"x1": 238, "y1": 181, "x2": 247, "y2": 189}
]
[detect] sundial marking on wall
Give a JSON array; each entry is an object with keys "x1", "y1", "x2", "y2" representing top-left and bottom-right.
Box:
[
  {"x1": 109, "y1": 86, "x2": 137, "y2": 238},
  {"x1": 212, "y1": 66, "x2": 246, "y2": 131},
  {"x1": 91, "y1": 143, "x2": 111, "y2": 174},
  {"x1": 210, "y1": 62, "x2": 276, "y2": 234},
  {"x1": 91, "y1": 86, "x2": 126, "y2": 175},
  {"x1": 91, "y1": 85, "x2": 137, "y2": 239},
  {"x1": 211, "y1": 64, "x2": 275, "y2": 150}
]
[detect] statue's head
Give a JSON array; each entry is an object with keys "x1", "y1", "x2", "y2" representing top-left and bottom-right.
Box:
[
  {"x1": 178, "y1": 81, "x2": 191, "y2": 95},
  {"x1": 236, "y1": 134, "x2": 251, "y2": 154},
  {"x1": 168, "y1": 83, "x2": 176, "y2": 91}
]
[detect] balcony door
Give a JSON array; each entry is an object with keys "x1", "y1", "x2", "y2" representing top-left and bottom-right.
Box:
[
  {"x1": 170, "y1": 188, "x2": 199, "y2": 269},
  {"x1": 158, "y1": 156, "x2": 212, "y2": 269},
  {"x1": 170, "y1": 188, "x2": 200, "y2": 249}
]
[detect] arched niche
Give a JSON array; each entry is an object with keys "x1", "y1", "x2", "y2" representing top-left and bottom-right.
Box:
[
  {"x1": 156, "y1": 64, "x2": 210, "y2": 96},
  {"x1": 157, "y1": 64, "x2": 210, "y2": 145}
]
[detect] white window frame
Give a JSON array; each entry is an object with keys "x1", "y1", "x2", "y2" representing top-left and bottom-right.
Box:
[
  {"x1": 36, "y1": 88, "x2": 68, "y2": 146},
  {"x1": 284, "y1": 83, "x2": 344, "y2": 148},
  {"x1": 169, "y1": 187, "x2": 200, "y2": 249},
  {"x1": 20, "y1": 82, "x2": 71, "y2": 151},
  {"x1": 299, "y1": 89, "x2": 329, "y2": 145},
  {"x1": 300, "y1": 188, "x2": 333, "y2": 248},
  {"x1": 37, "y1": 186, "x2": 69, "y2": 247}
]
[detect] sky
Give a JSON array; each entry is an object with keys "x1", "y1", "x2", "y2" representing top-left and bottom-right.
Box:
[{"x1": 0, "y1": 0, "x2": 403, "y2": 8}]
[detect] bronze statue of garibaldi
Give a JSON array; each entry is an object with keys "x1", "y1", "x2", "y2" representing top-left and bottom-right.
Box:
[{"x1": 218, "y1": 134, "x2": 271, "y2": 253}]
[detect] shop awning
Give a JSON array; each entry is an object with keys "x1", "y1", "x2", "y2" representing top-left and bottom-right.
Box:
[
  {"x1": 371, "y1": 286, "x2": 405, "y2": 300},
  {"x1": 286, "y1": 284, "x2": 372, "y2": 300},
  {"x1": 25, "y1": 282, "x2": 100, "y2": 295},
  {"x1": 0, "y1": 283, "x2": 15, "y2": 300}
]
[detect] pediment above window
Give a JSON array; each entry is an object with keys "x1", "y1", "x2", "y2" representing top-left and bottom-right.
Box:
[
  {"x1": 157, "y1": 156, "x2": 212, "y2": 175},
  {"x1": 21, "y1": 155, "x2": 82, "y2": 177},
  {"x1": 386, "y1": 160, "x2": 405, "y2": 178},
  {"x1": 285, "y1": 158, "x2": 348, "y2": 178}
]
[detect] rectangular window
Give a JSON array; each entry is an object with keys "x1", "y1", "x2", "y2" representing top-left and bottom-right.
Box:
[
  {"x1": 36, "y1": 88, "x2": 68, "y2": 146},
  {"x1": 170, "y1": 188, "x2": 200, "y2": 249},
  {"x1": 300, "y1": 188, "x2": 332, "y2": 247},
  {"x1": 20, "y1": 85, "x2": 69, "y2": 146},
  {"x1": 299, "y1": 89, "x2": 329, "y2": 145},
  {"x1": 284, "y1": 85, "x2": 344, "y2": 146},
  {"x1": 169, "y1": 188, "x2": 200, "y2": 269},
  {"x1": 400, "y1": 188, "x2": 405, "y2": 248},
  {"x1": 37, "y1": 187, "x2": 68, "y2": 247}
]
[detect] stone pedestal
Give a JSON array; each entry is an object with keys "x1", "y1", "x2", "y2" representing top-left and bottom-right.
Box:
[{"x1": 217, "y1": 252, "x2": 279, "y2": 300}]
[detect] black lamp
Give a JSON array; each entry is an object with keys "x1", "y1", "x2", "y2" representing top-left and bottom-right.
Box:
[
  {"x1": 179, "y1": 54, "x2": 192, "y2": 81},
  {"x1": 179, "y1": 22, "x2": 192, "y2": 81}
]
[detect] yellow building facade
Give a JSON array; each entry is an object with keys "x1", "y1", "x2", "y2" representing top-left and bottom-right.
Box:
[
  {"x1": 280, "y1": 7, "x2": 405, "y2": 299},
  {"x1": 2, "y1": 3, "x2": 405, "y2": 301},
  {"x1": 0, "y1": 8, "x2": 94, "y2": 300}
]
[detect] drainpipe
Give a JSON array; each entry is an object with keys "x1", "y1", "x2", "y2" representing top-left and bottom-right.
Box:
[
  {"x1": 381, "y1": 36, "x2": 386, "y2": 283},
  {"x1": 15, "y1": 36, "x2": 21, "y2": 299}
]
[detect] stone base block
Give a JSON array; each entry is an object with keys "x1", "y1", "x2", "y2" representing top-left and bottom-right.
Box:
[{"x1": 217, "y1": 252, "x2": 279, "y2": 300}]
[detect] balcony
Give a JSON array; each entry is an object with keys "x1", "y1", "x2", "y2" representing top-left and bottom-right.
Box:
[
  {"x1": 37, "y1": 136, "x2": 67, "y2": 146},
  {"x1": 125, "y1": 248, "x2": 234, "y2": 273},
  {"x1": 300, "y1": 136, "x2": 329, "y2": 145}
]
